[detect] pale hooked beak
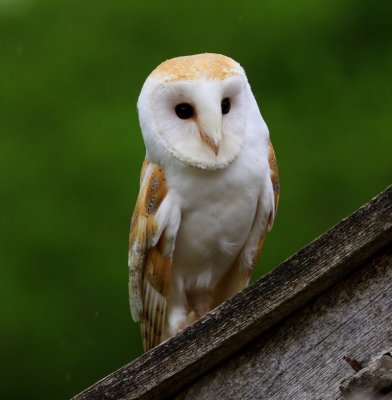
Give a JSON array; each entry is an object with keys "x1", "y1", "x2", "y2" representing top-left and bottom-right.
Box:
[
  {"x1": 199, "y1": 129, "x2": 220, "y2": 156},
  {"x1": 197, "y1": 109, "x2": 222, "y2": 156}
]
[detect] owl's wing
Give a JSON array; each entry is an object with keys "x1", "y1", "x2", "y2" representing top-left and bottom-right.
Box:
[
  {"x1": 214, "y1": 141, "x2": 279, "y2": 302},
  {"x1": 268, "y1": 140, "x2": 280, "y2": 229},
  {"x1": 129, "y1": 159, "x2": 179, "y2": 351},
  {"x1": 242, "y1": 140, "x2": 279, "y2": 278}
]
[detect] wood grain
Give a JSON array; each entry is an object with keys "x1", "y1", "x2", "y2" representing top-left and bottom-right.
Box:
[
  {"x1": 73, "y1": 186, "x2": 392, "y2": 400},
  {"x1": 175, "y1": 250, "x2": 391, "y2": 399}
]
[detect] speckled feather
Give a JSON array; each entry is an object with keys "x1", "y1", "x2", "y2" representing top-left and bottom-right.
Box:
[{"x1": 128, "y1": 161, "x2": 170, "y2": 350}]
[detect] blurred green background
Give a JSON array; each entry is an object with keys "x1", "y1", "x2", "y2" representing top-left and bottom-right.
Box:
[{"x1": 0, "y1": 0, "x2": 391, "y2": 398}]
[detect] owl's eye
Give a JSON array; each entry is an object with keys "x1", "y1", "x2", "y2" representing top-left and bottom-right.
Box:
[
  {"x1": 175, "y1": 103, "x2": 194, "y2": 119},
  {"x1": 221, "y1": 98, "x2": 231, "y2": 115}
]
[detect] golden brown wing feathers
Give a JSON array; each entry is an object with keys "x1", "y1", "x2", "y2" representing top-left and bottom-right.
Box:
[
  {"x1": 128, "y1": 160, "x2": 172, "y2": 351},
  {"x1": 269, "y1": 140, "x2": 280, "y2": 214}
]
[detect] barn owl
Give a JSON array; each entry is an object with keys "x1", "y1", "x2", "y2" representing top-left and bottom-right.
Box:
[{"x1": 129, "y1": 53, "x2": 279, "y2": 351}]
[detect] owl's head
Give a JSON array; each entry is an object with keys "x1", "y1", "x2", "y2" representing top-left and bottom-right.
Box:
[{"x1": 137, "y1": 53, "x2": 257, "y2": 170}]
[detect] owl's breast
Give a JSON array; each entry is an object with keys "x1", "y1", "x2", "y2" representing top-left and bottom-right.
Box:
[{"x1": 166, "y1": 149, "x2": 267, "y2": 291}]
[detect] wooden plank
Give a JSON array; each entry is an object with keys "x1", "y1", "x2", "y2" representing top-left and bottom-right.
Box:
[
  {"x1": 73, "y1": 186, "x2": 392, "y2": 400},
  {"x1": 176, "y1": 251, "x2": 392, "y2": 399}
]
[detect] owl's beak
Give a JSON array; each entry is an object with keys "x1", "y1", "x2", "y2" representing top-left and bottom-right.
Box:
[
  {"x1": 197, "y1": 114, "x2": 222, "y2": 156},
  {"x1": 199, "y1": 129, "x2": 220, "y2": 156}
]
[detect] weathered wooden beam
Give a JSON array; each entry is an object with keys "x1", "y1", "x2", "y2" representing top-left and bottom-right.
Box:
[
  {"x1": 73, "y1": 186, "x2": 392, "y2": 400},
  {"x1": 175, "y1": 249, "x2": 392, "y2": 399}
]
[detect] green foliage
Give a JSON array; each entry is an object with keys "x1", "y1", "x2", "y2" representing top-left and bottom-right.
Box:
[{"x1": 0, "y1": 0, "x2": 390, "y2": 398}]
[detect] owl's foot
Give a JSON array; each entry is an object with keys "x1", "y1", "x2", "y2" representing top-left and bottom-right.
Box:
[
  {"x1": 194, "y1": 303, "x2": 211, "y2": 318},
  {"x1": 188, "y1": 290, "x2": 214, "y2": 319},
  {"x1": 176, "y1": 321, "x2": 189, "y2": 334},
  {"x1": 167, "y1": 306, "x2": 188, "y2": 338},
  {"x1": 187, "y1": 310, "x2": 198, "y2": 324}
]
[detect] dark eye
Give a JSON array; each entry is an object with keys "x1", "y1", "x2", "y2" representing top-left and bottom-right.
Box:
[
  {"x1": 221, "y1": 98, "x2": 231, "y2": 115},
  {"x1": 175, "y1": 103, "x2": 194, "y2": 119}
]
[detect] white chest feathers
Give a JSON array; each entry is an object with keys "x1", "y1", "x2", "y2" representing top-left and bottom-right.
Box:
[{"x1": 166, "y1": 142, "x2": 270, "y2": 290}]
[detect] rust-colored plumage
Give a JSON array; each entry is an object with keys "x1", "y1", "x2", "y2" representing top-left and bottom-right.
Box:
[
  {"x1": 129, "y1": 161, "x2": 172, "y2": 350},
  {"x1": 151, "y1": 53, "x2": 239, "y2": 81}
]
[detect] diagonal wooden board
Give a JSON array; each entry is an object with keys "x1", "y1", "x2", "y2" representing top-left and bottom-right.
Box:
[
  {"x1": 73, "y1": 186, "x2": 392, "y2": 400},
  {"x1": 176, "y1": 250, "x2": 392, "y2": 399}
]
